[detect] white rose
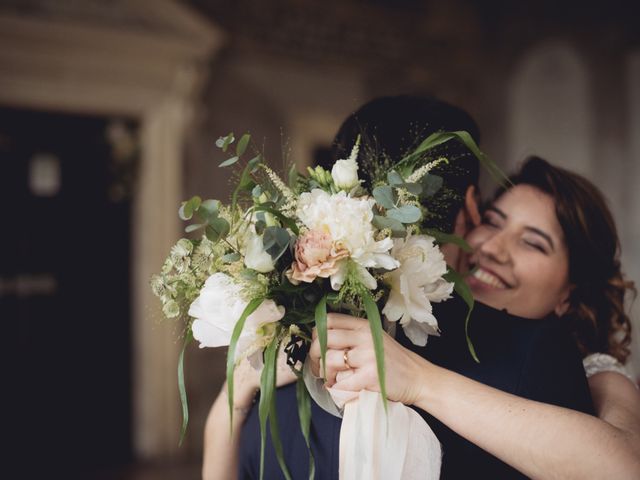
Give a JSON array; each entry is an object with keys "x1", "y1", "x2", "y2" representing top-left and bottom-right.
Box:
[
  {"x1": 331, "y1": 157, "x2": 359, "y2": 190},
  {"x1": 244, "y1": 228, "x2": 275, "y2": 273},
  {"x1": 382, "y1": 235, "x2": 453, "y2": 346},
  {"x1": 188, "y1": 273, "x2": 285, "y2": 359}
]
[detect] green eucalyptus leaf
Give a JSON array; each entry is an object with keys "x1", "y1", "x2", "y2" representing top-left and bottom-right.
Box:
[
  {"x1": 387, "y1": 205, "x2": 422, "y2": 224},
  {"x1": 205, "y1": 217, "x2": 230, "y2": 242},
  {"x1": 178, "y1": 204, "x2": 191, "y2": 221},
  {"x1": 373, "y1": 185, "x2": 396, "y2": 209},
  {"x1": 179, "y1": 195, "x2": 202, "y2": 220},
  {"x1": 387, "y1": 170, "x2": 404, "y2": 185},
  {"x1": 216, "y1": 132, "x2": 235, "y2": 152},
  {"x1": 421, "y1": 174, "x2": 443, "y2": 198},
  {"x1": 373, "y1": 215, "x2": 405, "y2": 236},
  {"x1": 221, "y1": 252, "x2": 241, "y2": 263},
  {"x1": 219, "y1": 156, "x2": 239, "y2": 168},
  {"x1": 362, "y1": 291, "x2": 388, "y2": 414},
  {"x1": 197, "y1": 199, "x2": 220, "y2": 221},
  {"x1": 252, "y1": 185, "x2": 263, "y2": 198},
  {"x1": 185, "y1": 223, "x2": 204, "y2": 233},
  {"x1": 236, "y1": 133, "x2": 251, "y2": 157},
  {"x1": 263, "y1": 226, "x2": 290, "y2": 261},
  {"x1": 399, "y1": 182, "x2": 422, "y2": 195},
  {"x1": 443, "y1": 268, "x2": 478, "y2": 363}
]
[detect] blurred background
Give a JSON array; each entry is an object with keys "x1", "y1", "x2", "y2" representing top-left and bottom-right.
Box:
[{"x1": 1, "y1": 0, "x2": 639, "y2": 478}]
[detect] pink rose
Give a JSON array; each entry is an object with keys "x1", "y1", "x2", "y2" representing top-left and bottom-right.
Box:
[{"x1": 286, "y1": 230, "x2": 349, "y2": 284}]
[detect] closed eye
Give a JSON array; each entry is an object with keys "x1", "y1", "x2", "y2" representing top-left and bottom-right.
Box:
[{"x1": 524, "y1": 240, "x2": 547, "y2": 254}]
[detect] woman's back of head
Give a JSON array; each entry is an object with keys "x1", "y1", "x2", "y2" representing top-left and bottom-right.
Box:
[
  {"x1": 505, "y1": 156, "x2": 635, "y2": 363},
  {"x1": 330, "y1": 94, "x2": 481, "y2": 233}
]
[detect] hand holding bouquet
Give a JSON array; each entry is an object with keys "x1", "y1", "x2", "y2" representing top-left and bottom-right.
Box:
[{"x1": 152, "y1": 129, "x2": 504, "y2": 478}]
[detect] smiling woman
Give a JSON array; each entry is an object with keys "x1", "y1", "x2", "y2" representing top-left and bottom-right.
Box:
[
  {"x1": 466, "y1": 183, "x2": 572, "y2": 320},
  {"x1": 471, "y1": 156, "x2": 634, "y2": 363}
]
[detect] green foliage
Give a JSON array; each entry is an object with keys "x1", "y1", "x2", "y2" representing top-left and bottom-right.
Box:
[
  {"x1": 216, "y1": 132, "x2": 235, "y2": 152},
  {"x1": 236, "y1": 133, "x2": 251, "y2": 157},
  {"x1": 420, "y1": 174, "x2": 443, "y2": 198},
  {"x1": 219, "y1": 156, "x2": 239, "y2": 167},
  {"x1": 261, "y1": 338, "x2": 292, "y2": 480},
  {"x1": 362, "y1": 291, "x2": 388, "y2": 414},
  {"x1": 372, "y1": 185, "x2": 396, "y2": 209},
  {"x1": 263, "y1": 226, "x2": 291, "y2": 261},
  {"x1": 296, "y1": 377, "x2": 316, "y2": 479},
  {"x1": 444, "y1": 269, "x2": 478, "y2": 363},
  {"x1": 424, "y1": 228, "x2": 472, "y2": 252},
  {"x1": 179, "y1": 196, "x2": 201, "y2": 220},
  {"x1": 387, "y1": 205, "x2": 421, "y2": 224},
  {"x1": 315, "y1": 295, "x2": 328, "y2": 380},
  {"x1": 372, "y1": 215, "x2": 405, "y2": 236},
  {"x1": 178, "y1": 328, "x2": 193, "y2": 446},
  {"x1": 227, "y1": 298, "x2": 265, "y2": 428}
]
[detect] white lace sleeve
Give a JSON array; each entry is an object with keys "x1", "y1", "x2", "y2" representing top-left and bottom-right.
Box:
[{"x1": 583, "y1": 353, "x2": 635, "y2": 384}]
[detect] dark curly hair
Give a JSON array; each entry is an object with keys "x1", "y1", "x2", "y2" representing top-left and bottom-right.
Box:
[{"x1": 504, "y1": 156, "x2": 636, "y2": 363}]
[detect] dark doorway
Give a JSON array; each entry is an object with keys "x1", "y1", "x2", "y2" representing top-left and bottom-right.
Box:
[{"x1": 1, "y1": 107, "x2": 133, "y2": 478}]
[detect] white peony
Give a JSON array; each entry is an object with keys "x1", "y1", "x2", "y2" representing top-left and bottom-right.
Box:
[
  {"x1": 296, "y1": 189, "x2": 399, "y2": 290},
  {"x1": 382, "y1": 235, "x2": 453, "y2": 346},
  {"x1": 188, "y1": 273, "x2": 285, "y2": 361},
  {"x1": 243, "y1": 227, "x2": 275, "y2": 273}
]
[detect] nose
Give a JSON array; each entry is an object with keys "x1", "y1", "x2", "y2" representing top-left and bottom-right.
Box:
[{"x1": 478, "y1": 229, "x2": 510, "y2": 264}]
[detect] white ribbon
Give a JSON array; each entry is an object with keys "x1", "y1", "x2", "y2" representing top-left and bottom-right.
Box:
[{"x1": 303, "y1": 360, "x2": 442, "y2": 480}]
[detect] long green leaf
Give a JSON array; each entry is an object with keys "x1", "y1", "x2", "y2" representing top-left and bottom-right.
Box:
[
  {"x1": 226, "y1": 297, "x2": 265, "y2": 429},
  {"x1": 178, "y1": 328, "x2": 193, "y2": 446},
  {"x1": 259, "y1": 339, "x2": 291, "y2": 480},
  {"x1": 315, "y1": 295, "x2": 328, "y2": 380},
  {"x1": 397, "y1": 130, "x2": 510, "y2": 188},
  {"x1": 296, "y1": 377, "x2": 316, "y2": 479},
  {"x1": 424, "y1": 228, "x2": 472, "y2": 252},
  {"x1": 267, "y1": 352, "x2": 292, "y2": 480},
  {"x1": 448, "y1": 130, "x2": 510, "y2": 188},
  {"x1": 443, "y1": 269, "x2": 479, "y2": 362},
  {"x1": 362, "y1": 291, "x2": 388, "y2": 414}
]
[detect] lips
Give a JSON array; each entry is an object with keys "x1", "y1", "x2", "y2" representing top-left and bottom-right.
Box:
[{"x1": 470, "y1": 266, "x2": 510, "y2": 289}]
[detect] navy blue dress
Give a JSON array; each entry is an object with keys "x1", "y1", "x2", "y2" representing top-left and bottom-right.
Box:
[{"x1": 238, "y1": 296, "x2": 594, "y2": 479}]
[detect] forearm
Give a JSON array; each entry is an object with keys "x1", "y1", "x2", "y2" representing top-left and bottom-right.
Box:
[
  {"x1": 416, "y1": 363, "x2": 640, "y2": 479},
  {"x1": 202, "y1": 384, "x2": 256, "y2": 480}
]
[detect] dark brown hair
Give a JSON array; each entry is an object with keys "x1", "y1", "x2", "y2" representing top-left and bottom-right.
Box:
[{"x1": 504, "y1": 156, "x2": 635, "y2": 363}]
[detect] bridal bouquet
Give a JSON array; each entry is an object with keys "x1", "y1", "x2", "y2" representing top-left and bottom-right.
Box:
[{"x1": 151, "y1": 130, "x2": 502, "y2": 478}]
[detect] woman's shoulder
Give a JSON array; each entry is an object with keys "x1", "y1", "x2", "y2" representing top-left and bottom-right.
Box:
[{"x1": 583, "y1": 352, "x2": 636, "y2": 384}]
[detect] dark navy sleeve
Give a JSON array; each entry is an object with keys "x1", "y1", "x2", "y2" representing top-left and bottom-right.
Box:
[
  {"x1": 238, "y1": 383, "x2": 342, "y2": 479},
  {"x1": 516, "y1": 320, "x2": 594, "y2": 414}
]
